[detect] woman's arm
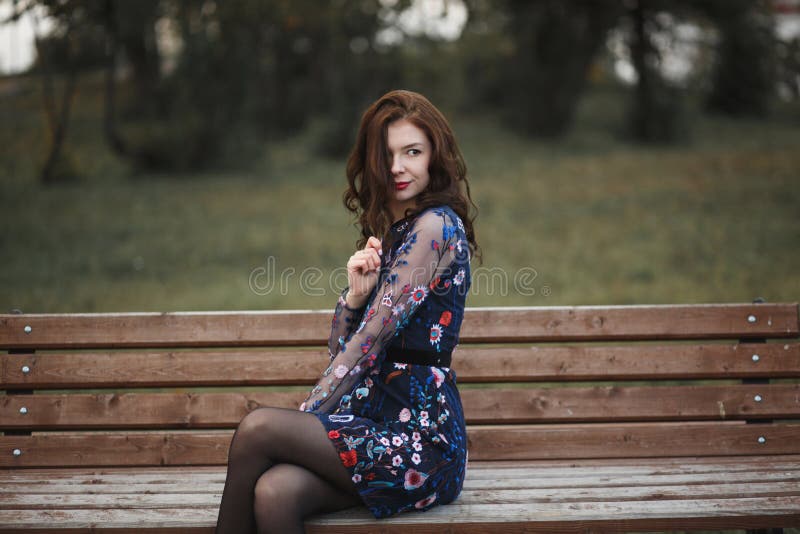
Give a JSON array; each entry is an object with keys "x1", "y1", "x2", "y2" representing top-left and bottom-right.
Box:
[
  {"x1": 326, "y1": 286, "x2": 368, "y2": 361},
  {"x1": 302, "y1": 207, "x2": 463, "y2": 414}
]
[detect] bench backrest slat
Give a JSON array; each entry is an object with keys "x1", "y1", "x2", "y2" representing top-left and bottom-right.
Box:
[
  {"x1": 2, "y1": 422, "x2": 799, "y2": 467},
  {"x1": 2, "y1": 303, "x2": 797, "y2": 348},
  {"x1": 3, "y1": 342, "x2": 798, "y2": 389},
  {"x1": 3, "y1": 384, "x2": 798, "y2": 429}
]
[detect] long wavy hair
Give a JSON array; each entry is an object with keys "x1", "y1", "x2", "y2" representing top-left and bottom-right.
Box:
[{"x1": 343, "y1": 89, "x2": 482, "y2": 265}]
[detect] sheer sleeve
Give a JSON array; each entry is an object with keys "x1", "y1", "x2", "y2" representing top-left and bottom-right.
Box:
[
  {"x1": 326, "y1": 286, "x2": 368, "y2": 361},
  {"x1": 302, "y1": 208, "x2": 460, "y2": 414}
]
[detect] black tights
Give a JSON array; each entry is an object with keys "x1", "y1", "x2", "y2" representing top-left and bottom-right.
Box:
[{"x1": 214, "y1": 407, "x2": 361, "y2": 534}]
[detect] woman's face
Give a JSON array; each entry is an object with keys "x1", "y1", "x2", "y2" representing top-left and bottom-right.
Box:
[{"x1": 386, "y1": 118, "x2": 431, "y2": 222}]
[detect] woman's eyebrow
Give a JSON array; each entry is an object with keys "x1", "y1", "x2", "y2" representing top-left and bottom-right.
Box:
[{"x1": 400, "y1": 142, "x2": 423, "y2": 150}]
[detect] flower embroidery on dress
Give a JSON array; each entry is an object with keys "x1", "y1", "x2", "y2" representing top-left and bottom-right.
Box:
[
  {"x1": 415, "y1": 493, "x2": 437, "y2": 509},
  {"x1": 408, "y1": 285, "x2": 428, "y2": 305},
  {"x1": 404, "y1": 469, "x2": 428, "y2": 490},
  {"x1": 431, "y1": 367, "x2": 446, "y2": 388},
  {"x1": 340, "y1": 450, "x2": 357, "y2": 467},
  {"x1": 429, "y1": 323, "x2": 443, "y2": 347}
]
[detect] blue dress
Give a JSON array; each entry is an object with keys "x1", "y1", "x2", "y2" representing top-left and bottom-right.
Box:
[{"x1": 300, "y1": 204, "x2": 472, "y2": 519}]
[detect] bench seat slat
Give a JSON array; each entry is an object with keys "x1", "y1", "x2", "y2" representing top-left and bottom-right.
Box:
[
  {"x1": 4, "y1": 342, "x2": 798, "y2": 388},
  {"x1": 3, "y1": 472, "x2": 799, "y2": 500},
  {"x1": 307, "y1": 498, "x2": 800, "y2": 532},
  {"x1": 2, "y1": 423, "x2": 799, "y2": 467},
  {"x1": 5, "y1": 455, "x2": 800, "y2": 483},
  {"x1": 2, "y1": 303, "x2": 797, "y2": 349},
  {"x1": 4, "y1": 481, "x2": 800, "y2": 510},
  {"x1": 3, "y1": 384, "x2": 798, "y2": 428},
  {"x1": 2, "y1": 498, "x2": 798, "y2": 532}
]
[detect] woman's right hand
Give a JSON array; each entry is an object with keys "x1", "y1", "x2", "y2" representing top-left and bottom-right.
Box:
[{"x1": 345, "y1": 236, "x2": 383, "y2": 308}]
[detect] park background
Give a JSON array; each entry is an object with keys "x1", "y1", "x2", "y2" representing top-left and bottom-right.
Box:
[{"x1": 1, "y1": 0, "x2": 798, "y2": 314}]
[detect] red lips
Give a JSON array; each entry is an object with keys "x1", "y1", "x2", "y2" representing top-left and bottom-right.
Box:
[{"x1": 395, "y1": 181, "x2": 410, "y2": 190}]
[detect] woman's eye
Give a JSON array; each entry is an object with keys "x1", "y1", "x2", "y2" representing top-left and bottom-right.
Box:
[{"x1": 409, "y1": 149, "x2": 421, "y2": 156}]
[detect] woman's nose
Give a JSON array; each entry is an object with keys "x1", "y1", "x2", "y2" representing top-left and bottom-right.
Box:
[{"x1": 391, "y1": 156, "x2": 404, "y2": 175}]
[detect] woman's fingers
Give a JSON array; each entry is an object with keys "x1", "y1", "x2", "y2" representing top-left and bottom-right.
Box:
[
  {"x1": 349, "y1": 255, "x2": 379, "y2": 275},
  {"x1": 352, "y1": 249, "x2": 380, "y2": 271},
  {"x1": 365, "y1": 236, "x2": 382, "y2": 257},
  {"x1": 346, "y1": 237, "x2": 383, "y2": 280}
]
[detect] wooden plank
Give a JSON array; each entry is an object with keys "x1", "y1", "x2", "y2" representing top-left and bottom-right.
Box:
[
  {"x1": 3, "y1": 473, "x2": 799, "y2": 502},
  {"x1": 4, "y1": 342, "x2": 799, "y2": 389},
  {"x1": 454, "y1": 341, "x2": 800, "y2": 382},
  {"x1": 3, "y1": 384, "x2": 798, "y2": 429},
  {"x1": 3, "y1": 456, "x2": 799, "y2": 487},
  {"x1": 466, "y1": 422, "x2": 800, "y2": 461},
  {"x1": 0, "y1": 432, "x2": 233, "y2": 468},
  {"x1": 2, "y1": 423, "x2": 799, "y2": 467},
  {"x1": 463, "y1": 453, "x2": 800, "y2": 470},
  {"x1": 1, "y1": 349, "x2": 327, "y2": 388},
  {"x1": 3, "y1": 480, "x2": 800, "y2": 509},
  {"x1": 1, "y1": 303, "x2": 797, "y2": 349},
  {"x1": 460, "y1": 303, "x2": 800, "y2": 342},
  {"x1": 4, "y1": 453, "x2": 797, "y2": 479},
  {"x1": 0, "y1": 310, "x2": 332, "y2": 350},
  {"x1": 459, "y1": 383, "x2": 800, "y2": 424},
  {"x1": 1, "y1": 496, "x2": 798, "y2": 532},
  {"x1": 306, "y1": 497, "x2": 800, "y2": 532},
  {"x1": 0, "y1": 391, "x2": 305, "y2": 429}
]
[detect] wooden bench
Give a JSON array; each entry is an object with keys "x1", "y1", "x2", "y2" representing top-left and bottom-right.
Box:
[{"x1": 1, "y1": 301, "x2": 799, "y2": 532}]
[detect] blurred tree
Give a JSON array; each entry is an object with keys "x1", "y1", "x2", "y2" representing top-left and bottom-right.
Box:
[
  {"x1": 101, "y1": 0, "x2": 402, "y2": 169},
  {"x1": 699, "y1": 0, "x2": 776, "y2": 117},
  {"x1": 458, "y1": 0, "x2": 513, "y2": 111},
  {"x1": 626, "y1": 0, "x2": 687, "y2": 143},
  {"x1": 775, "y1": 35, "x2": 800, "y2": 101},
  {"x1": 306, "y1": 0, "x2": 406, "y2": 158},
  {"x1": 498, "y1": 0, "x2": 623, "y2": 138},
  {"x1": 8, "y1": 0, "x2": 107, "y2": 183}
]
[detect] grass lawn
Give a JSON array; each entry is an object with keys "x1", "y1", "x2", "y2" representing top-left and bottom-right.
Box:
[{"x1": 1, "y1": 76, "x2": 799, "y2": 313}]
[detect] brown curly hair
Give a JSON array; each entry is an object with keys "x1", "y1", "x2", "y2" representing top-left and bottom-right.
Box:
[{"x1": 342, "y1": 89, "x2": 482, "y2": 265}]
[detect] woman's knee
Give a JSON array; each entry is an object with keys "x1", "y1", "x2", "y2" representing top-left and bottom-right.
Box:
[
  {"x1": 253, "y1": 465, "x2": 305, "y2": 529},
  {"x1": 230, "y1": 407, "x2": 280, "y2": 459}
]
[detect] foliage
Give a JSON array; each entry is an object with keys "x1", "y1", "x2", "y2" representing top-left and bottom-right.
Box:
[{"x1": 0, "y1": 0, "x2": 791, "y2": 180}]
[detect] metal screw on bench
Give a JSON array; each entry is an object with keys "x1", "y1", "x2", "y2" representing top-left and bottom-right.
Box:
[
  {"x1": 19, "y1": 407, "x2": 28, "y2": 414},
  {"x1": 753, "y1": 395, "x2": 762, "y2": 402},
  {"x1": 12, "y1": 449, "x2": 22, "y2": 456},
  {"x1": 24, "y1": 325, "x2": 32, "y2": 333},
  {"x1": 747, "y1": 315, "x2": 756, "y2": 323},
  {"x1": 757, "y1": 436, "x2": 766, "y2": 444},
  {"x1": 21, "y1": 365, "x2": 31, "y2": 374},
  {"x1": 751, "y1": 354, "x2": 760, "y2": 362}
]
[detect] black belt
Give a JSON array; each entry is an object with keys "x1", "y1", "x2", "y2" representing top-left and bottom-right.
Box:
[{"x1": 384, "y1": 346, "x2": 452, "y2": 367}]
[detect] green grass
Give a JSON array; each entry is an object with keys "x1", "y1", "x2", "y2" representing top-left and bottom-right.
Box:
[{"x1": 1, "y1": 75, "x2": 799, "y2": 312}]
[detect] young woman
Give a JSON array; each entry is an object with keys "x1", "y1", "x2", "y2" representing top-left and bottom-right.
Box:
[{"x1": 215, "y1": 89, "x2": 480, "y2": 534}]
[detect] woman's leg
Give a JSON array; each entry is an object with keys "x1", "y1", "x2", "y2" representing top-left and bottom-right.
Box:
[
  {"x1": 253, "y1": 463, "x2": 360, "y2": 534},
  {"x1": 214, "y1": 407, "x2": 360, "y2": 534}
]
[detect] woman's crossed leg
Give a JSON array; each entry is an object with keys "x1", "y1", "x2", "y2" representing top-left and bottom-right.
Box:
[{"x1": 214, "y1": 407, "x2": 360, "y2": 534}]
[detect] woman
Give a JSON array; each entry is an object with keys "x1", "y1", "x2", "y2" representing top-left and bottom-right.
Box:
[{"x1": 215, "y1": 89, "x2": 480, "y2": 533}]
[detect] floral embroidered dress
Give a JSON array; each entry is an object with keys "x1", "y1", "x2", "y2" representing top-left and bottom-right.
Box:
[{"x1": 300, "y1": 204, "x2": 472, "y2": 519}]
